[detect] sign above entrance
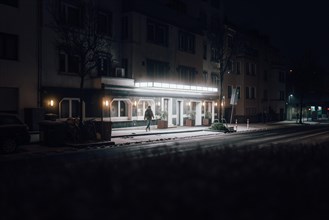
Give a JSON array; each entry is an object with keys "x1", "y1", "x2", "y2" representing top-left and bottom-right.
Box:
[{"x1": 135, "y1": 82, "x2": 218, "y2": 93}]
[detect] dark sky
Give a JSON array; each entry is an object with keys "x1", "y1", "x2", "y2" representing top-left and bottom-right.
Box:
[{"x1": 222, "y1": 0, "x2": 329, "y2": 70}]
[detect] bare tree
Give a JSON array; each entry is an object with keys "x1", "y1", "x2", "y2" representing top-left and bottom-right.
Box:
[
  {"x1": 292, "y1": 50, "x2": 319, "y2": 123},
  {"x1": 49, "y1": 0, "x2": 113, "y2": 125},
  {"x1": 207, "y1": 22, "x2": 237, "y2": 121}
]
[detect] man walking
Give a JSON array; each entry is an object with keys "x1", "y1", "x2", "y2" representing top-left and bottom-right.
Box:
[{"x1": 144, "y1": 106, "x2": 154, "y2": 131}]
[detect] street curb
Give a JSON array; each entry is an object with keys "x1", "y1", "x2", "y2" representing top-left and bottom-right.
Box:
[{"x1": 111, "y1": 129, "x2": 206, "y2": 138}]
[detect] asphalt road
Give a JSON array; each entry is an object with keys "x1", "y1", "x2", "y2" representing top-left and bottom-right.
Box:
[
  {"x1": 1, "y1": 124, "x2": 328, "y2": 220},
  {"x1": 1, "y1": 123, "x2": 328, "y2": 164}
]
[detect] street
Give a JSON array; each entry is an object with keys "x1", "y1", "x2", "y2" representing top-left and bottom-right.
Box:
[{"x1": 1, "y1": 123, "x2": 329, "y2": 219}]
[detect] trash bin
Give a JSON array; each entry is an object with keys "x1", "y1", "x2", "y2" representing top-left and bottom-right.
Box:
[{"x1": 39, "y1": 121, "x2": 66, "y2": 146}]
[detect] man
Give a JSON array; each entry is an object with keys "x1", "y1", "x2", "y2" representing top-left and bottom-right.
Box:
[{"x1": 144, "y1": 106, "x2": 154, "y2": 131}]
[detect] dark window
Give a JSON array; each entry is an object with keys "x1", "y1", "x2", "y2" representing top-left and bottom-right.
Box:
[
  {"x1": 228, "y1": 85, "x2": 232, "y2": 98},
  {"x1": 147, "y1": 20, "x2": 168, "y2": 47},
  {"x1": 245, "y1": 87, "x2": 250, "y2": 99},
  {"x1": 245, "y1": 62, "x2": 250, "y2": 75},
  {"x1": 98, "y1": 11, "x2": 112, "y2": 36},
  {"x1": 122, "y1": 58, "x2": 128, "y2": 78},
  {"x1": 227, "y1": 60, "x2": 233, "y2": 72},
  {"x1": 210, "y1": 47, "x2": 219, "y2": 62},
  {"x1": 178, "y1": 30, "x2": 195, "y2": 53},
  {"x1": 59, "y1": 53, "x2": 66, "y2": 72},
  {"x1": 236, "y1": 86, "x2": 241, "y2": 99},
  {"x1": 60, "y1": 100, "x2": 69, "y2": 118},
  {"x1": 251, "y1": 63, "x2": 256, "y2": 75},
  {"x1": 0, "y1": 32, "x2": 18, "y2": 60},
  {"x1": 97, "y1": 56, "x2": 111, "y2": 76},
  {"x1": 236, "y1": 61, "x2": 240, "y2": 74},
  {"x1": 279, "y1": 91, "x2": 285, "y2": 100},
  {"x1": 211, "y1": 73, "x2": 218, "y2": 86},
  {"x1": 202, "y1": 71, "x2": 208, "y2": 83},
  {"x1": 0, "y1": 0, "x2": 18, "y2": 7},
  {"x1": 203, "y1": 42, "x2": 207, "y2": 60},
  {"x1": 59, "y1": 52, "x2": 80, "y2": 74},
  {"x1": 62, "y1": 3, "x2": 81, "y2": 28},
  {"x1": 251, "y1": 87, "x2": 255, "y2": 99},
  {"x1": 146, "y1": 59, "x2": 169, "y2": 81},
  {"x1": 121, "y1": 16, "x2": 128, "y2": 39},
  {"x1": 177, "y1": 65, "x2": 196, "y2": 84},
  {"x1": 68, "y1": 55, "x2": 79, "y2": 73}
]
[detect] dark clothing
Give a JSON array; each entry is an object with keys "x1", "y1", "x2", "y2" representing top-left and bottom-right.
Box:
[
  {"x1": 144, "y1": 108, "x2": 154, "y2": 120},
  {"x1": 144, "y1": 108, "x2": 154, "y2": 131}
]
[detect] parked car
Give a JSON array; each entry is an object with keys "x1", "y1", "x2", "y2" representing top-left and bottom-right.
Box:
[{"x1": 0, "y1": 113, "x2": 30, "y2": 153}]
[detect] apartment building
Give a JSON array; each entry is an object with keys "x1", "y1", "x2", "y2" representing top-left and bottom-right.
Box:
[
  {"x1": 0, "y1": 0, "x2": 286, "y2": 129},
  {"x1": 0, "y1": 0, "x2": 39, "y2": 122}
]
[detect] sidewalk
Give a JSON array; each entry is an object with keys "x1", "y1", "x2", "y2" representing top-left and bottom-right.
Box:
[{"x1": 1, "y1": 120, "x2": 325, "y2": 161}]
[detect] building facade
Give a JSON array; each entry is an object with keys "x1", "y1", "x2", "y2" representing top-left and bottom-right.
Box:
[
  {"x1": 0, "y1": 0, "x2": 287, "y2": 129},
  {"x1": 0, "y1": 0, "x2": 39, "y2": 122}
]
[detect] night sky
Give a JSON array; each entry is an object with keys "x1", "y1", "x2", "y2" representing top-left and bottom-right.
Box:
[{"x1": 222, "y1": 0, "x2": 329, "y2": 70}]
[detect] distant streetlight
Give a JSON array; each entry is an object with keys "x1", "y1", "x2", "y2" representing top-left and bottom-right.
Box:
[{"x1": 288, "y1": 94, "x2": 293, "y2": 120}]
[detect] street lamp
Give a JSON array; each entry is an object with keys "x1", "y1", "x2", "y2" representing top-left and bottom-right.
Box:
[{"x1": 288, "y1": 94, "x2": 293, "y2": 120}]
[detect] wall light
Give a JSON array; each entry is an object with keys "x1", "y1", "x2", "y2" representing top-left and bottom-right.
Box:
[{"x1": 48, "y1": 99, "x2": 54, "y2": 107}]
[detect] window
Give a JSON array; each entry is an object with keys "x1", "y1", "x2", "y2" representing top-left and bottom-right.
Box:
[
  {"x1": 60, "y1": 98, "x2": 81, "y2": 118},
  {"x1": 146, "y1": 59, "x2": 169, "y2": 81},
  {"x1": 177, "y1": 65, "x2": 196, "y2": 84},
  {"x1": 203, "y1": 42, "x2": 207, "y2": 60},
  {"x1": 0, "y1": 0, "x2": 18, "y2": 7},
  {"x1": 236, "y1": 86, "x2": 241, "y2": 99},
  {"x1": 228, "y1": 85, "x2": 232, "y2": 98},
  {"x1": 227, "y1": 60, "x2": 233, "y2": 72},
  {"x1": 211, "y1": 73, "x2": 218, "y2": 86},
  {"x1": 251, "y1": 63, "x2": 256, "y2": 75},
  {"x1": 121, "y1": 16, "x2": 128, "y2": 39},
  {"x1": 251, "y1": 87, "x2": 255, "y2": 99},
  {"x1": 111, "y1": 100, "x2": 129, "y2": 117},
  {"x1": 59, "y1": 52, "x2": 80, "y2": 74},
  {"x1": 279, "y1": 71, "x2": 285, "y2": 82},
  {"x1": 178, "y1": 31, "x2": 195, "y2": 53},
  {"x1": 147, "y1": 19, "x2": 168, "y2": 47},
  {"x1": 202, "y1": 71, "x2": 208, "y2": 84},
  {"x1": 245, "y1": 87, "x2": 250, "y2": 99},
  {"x1": 97, "y1": 11, "x2": 112, "y2": 36},
  {"x1": 97, "y1": 55, "x2": 111, "y2": 76},
  {"x1": 245, "y1": 62, "x2": 250, "y2": 75},
  {"x1": 210, "y1": 47, "x2": 219, "y2": 62},
  {"x1": 236, "y1": 62, "x2": 240, "y2": 74},
  {"x1": 0, "y1": 32, "x2": 18, "y2": 60},
  {"x1": 279, "y1": 91, "x2": 285, "y2": 100},
  {"x1": 122, "y1": 58, "x2": 128, "y2": 78},
  {"x1": 61, "y1": 2, "x2": 81, "y2": 28}
]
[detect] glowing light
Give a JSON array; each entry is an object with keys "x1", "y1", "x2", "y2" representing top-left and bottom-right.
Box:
[{"x1": 49, "y1": 100, "x2": 54, "y2": 107}]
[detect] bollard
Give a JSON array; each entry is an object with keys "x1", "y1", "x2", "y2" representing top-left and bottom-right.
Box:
[
  {"x1": 247, "y1": 118, "x2": 249, "y2": 130},
  {"x1": 235, "y1": 119, "x2": 238, "y2": 131}
]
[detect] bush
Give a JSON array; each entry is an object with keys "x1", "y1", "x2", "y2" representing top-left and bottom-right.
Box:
[{"x1": 210, "y1": 122, "x2": 226, "y2": 131}]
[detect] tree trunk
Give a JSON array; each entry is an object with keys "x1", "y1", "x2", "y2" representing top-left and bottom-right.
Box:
[{"x1": 299, "y1": 93, "x2": 304, "y2": 124}]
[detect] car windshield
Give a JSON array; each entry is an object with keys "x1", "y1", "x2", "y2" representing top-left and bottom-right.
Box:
[{"x1": 0, "y1": 115, "x2": 23, "y2": 125}]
